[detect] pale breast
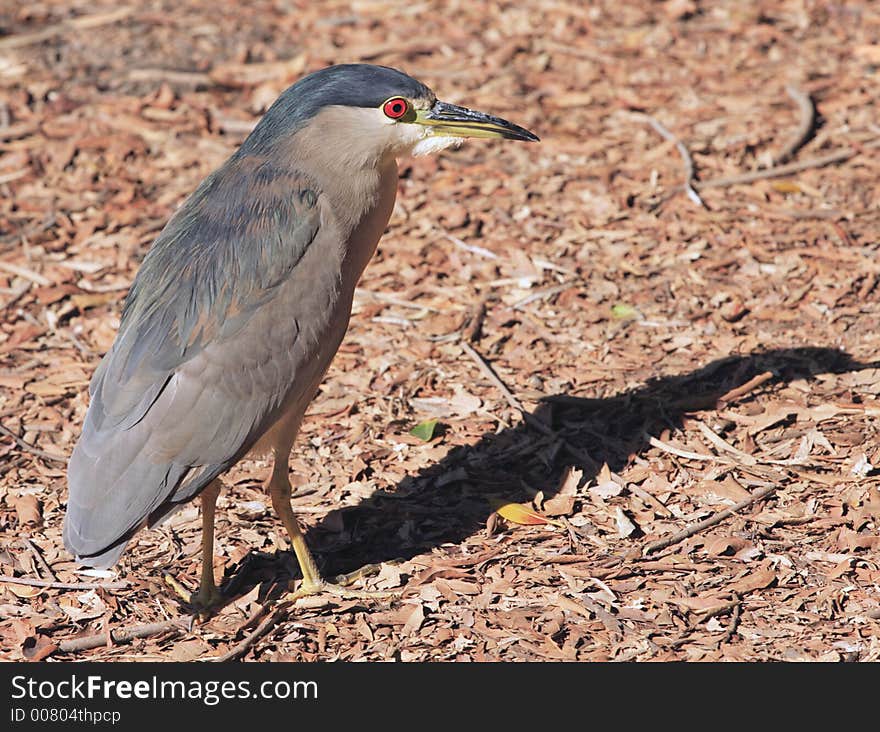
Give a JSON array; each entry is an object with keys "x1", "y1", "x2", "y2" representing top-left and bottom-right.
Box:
[{"x1": 249, "y1": 156, "x2": 399, "y2": 458}]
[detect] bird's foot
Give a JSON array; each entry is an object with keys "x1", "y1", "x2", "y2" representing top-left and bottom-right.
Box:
[
  {"x1": 282, "y1": 563, "x2": 397, "y2": 605},
  {"x1": 164, "y1": 574, "x2": 225, "y2": 619}
]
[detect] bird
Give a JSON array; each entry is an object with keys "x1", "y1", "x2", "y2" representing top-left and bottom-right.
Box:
[{"x1": 64, "y1": 63, "x2": 538, "y2": 611}]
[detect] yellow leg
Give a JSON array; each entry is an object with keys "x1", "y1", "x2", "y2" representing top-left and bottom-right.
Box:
[
  {"x1": 268, "y1": 458, "x2": 394, "y2": 604},
  {"x1": 165, "y1": 479, "x2": 224, "y2": 614}
]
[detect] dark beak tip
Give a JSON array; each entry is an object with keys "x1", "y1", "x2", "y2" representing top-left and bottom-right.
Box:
[{"x1": 509, "y1": 128, "x2": 539, "y2": 143}]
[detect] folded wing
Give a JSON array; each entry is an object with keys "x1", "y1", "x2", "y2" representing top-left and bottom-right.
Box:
[{"x1": 64, "y1": 153, "x2": 322, "y2": 567}]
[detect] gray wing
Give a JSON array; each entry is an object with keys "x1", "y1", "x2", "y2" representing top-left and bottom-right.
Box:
[{"x1": 64, "y1": 152, "x2": 322, "y2": 568}]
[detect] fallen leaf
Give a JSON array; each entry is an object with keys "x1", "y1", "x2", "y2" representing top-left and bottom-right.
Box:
[
  {"x1": 409, "y1": 419, "x2": 439, "y2": 442},
  {"x1": 401, "y1": 602, "x2": 425, "y2": 636},
  {"x1": 770, "y1": 181, "x2": 802, "y2": 194},
  {"x1": 3, "y1": 582, "x2": 42, "y2": 599},
  {"x1": 669, "y1": 595, "x2": 728, "y2": 612},
  {"x1": 21, "y1": 635, "x2": 57, "y2": 662},
  {"x1": 614, "y1": 507, "x2": 638, "y2": 537},
  {"x1": 693, "y1": 475, "x2": 751, "y2": 503},
  {"x1": 728, "y1": 565, "x2": 776, "y2": 594},
  {"x1": 543, "y1": 495, "x2": 576, "y2": 517},
  {"x1": 12, "y1": 495, "x2": 42, "y2": 527},
  {"x1": 611, "y1": 303, "x2": 639, "y2": 320},
  {"x1": 855, "y1": 44, "x2": 880, "y2": 63},
  {"x1": 706, "y1": 535, "x2": 751, "y2": 556},
  {"x1": 489, "y1": 499, "x2": 563, "y2": 527},
  {"x1": 851, "y1": 453, "x2": 874, "y2": 477},
  {"x1": 590, "y1": 464, "x2": 624, "y2": 500}
]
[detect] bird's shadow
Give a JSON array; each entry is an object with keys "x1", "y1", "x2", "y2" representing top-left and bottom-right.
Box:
[{"x1": 216, "y1": 346, "x2": 875, "y2": 597}]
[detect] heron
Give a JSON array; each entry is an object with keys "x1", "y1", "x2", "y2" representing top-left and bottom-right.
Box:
[{"x1": 64, "y1": 63, "x2": 538, "y2": 611}]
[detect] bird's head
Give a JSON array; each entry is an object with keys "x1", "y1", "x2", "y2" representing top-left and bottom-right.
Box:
[{"x1": 240, "y1": 63, "x2": 539, "y2": 169}]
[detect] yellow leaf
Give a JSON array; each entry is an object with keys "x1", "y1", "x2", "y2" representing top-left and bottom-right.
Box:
[
  {"x1": 488, "y1": 498, "x2": 564, "y2": 527},
  {"x1": 771, "y1": 181, "x2": 802, "y2": 194}
]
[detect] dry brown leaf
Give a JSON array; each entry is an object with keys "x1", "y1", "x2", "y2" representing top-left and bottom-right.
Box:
[
  {"x1": 669, "y1": 596, "x2": 728, "y2": 612},
  {"x1": 12, "y1": 495, "x2": 42, "y2": 527},
  {"x1": 543, "y1": 495, "x2": 576, "y2": 517},
  {"x1": 728, "y1": 565, "x2": 776, "y2": 595},
  {"x1": 2, "y1": 582, "x2": 42, "y2": 599},
  {"x1": 706, "y1": 535, "x2": 751, "y2": 557},
  {"x1": 401, "y1": 603, "x2": 425, "y2": 636},
  {"x1": 692, "y1": 475, "x2": 751, "y2": 503}
]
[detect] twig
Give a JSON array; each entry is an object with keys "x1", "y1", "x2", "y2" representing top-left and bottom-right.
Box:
[
  {"x1": 511, "y1": 283, "x2": 572, "y2": 310},
  {"x1": 0, "y1": 8, "x2": 135, "y2": 50},
  {"x1": 20, "y1": 538, "x2": 59, "y2": 582},
  {"x1": 694, "y1": 147, "x2": 857, "y2": 190},
  {"x1": 667, "y1": 595, "x2": 742, "y2": 650},
  {"x1": 1, "y1": 282, "x2": 32, "y2": 311},
  {"x1": 697, "y1": 597, "x2": 741, "y2": 621},
  {"x1": 211, "y1": 602, "x2": 291, "y2": 662},
  {"x1": 719, "y1": 593, "x2": 742, "y2": 645},
  {"x1": 695, "y1": 421, "x2": 757, "y2": 465},
  {"x1": 57, "y1": 619, "x2": 190, "y2": 654},
  {"x1": 0, "y1": 260, "x2": 51, "y2": 286},
  {"x1": 717, "y1": 371, "x2": 775, "y2": 404},
  {"x1": 0, "y1": 422, "x2": 67, "y2": 464},
  {"x1": 0, "y1": 169, "x2": 29, "y2": 185},
  {"x1": 629, "y1": 483, "x2": 673, "y2": 517},
  {"x1": 355, "y1": 288, "x2": 443, "y2": 313},
  {"x1": 461, "y1": 341, "x2": 554, "y2": 437},
  {"x1": 443, "y1": 232, "x2": 498, "y2": 260},
  {"x1": 774, "y1": 86, "x2": 815, "y2": 164},
  {"x1": 0, "y1": 575, "x2": 129, "y2": 591},
  {"x1": 127, "y1": 68, "x2": 213, "y2": 88},
  {"x1": 647, "y1": 434, "x2": 724, "y2": 463},
  {"x1": 643, "y1": 483, "x2": 779, "y2": 555},
  {"x1": 635, "y1": 113, "x2": 706, "y2": 208},
  {"x1": 463, "y1": 299, "x2": 488, "y2": 343},
  {"x1": 460, "y1": 342, "x2": 600, "y2": 470}
]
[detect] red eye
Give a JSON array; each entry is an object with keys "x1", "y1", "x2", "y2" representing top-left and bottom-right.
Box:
[{"x1": 383, "y1": 97, "x2": 408, "y2": 119}]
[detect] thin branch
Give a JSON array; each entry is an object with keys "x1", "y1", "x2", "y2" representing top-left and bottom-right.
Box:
[
  {"x1": 461, "y1": 341, "x2": 554, "y2": 437},
  {"x1": 0, "y1": 260, "x2": 51, "y2": 286},
  {"x1": 717, "y1": 371, "x2": 775, "y2": 404},
  {"x1": 460, "y1": 342, "x2": 599, "y2": 470},
  {"x1": 695, "y1": 421, "x2": 757, "y2": 465},
  {"x1": 694, "y1": 147, "x2": 857, "y2": 190},
  {"x1": 127, "y1": 68, "x2": 213, "y2": 88},
  {"x1": 774, "y1": 86, "x2": 815, "y2": 164},
  {"x1": 20, "y1": 538, "x2": 59, "y2": 582},
  {"x1": 643, "y1": 483, "x2": 779, "y2": 555},
  {"x1": 443, "y1": 232, "x2": 498, "y2": 260},
  {"x1": 0, "y1": 8, "x2": 135, "y2": 50},
  {"x1": 0, "y1": 422, "x2": 67, "y2": 464},
  {"x1": 211, "y1": 603, "x2": 290, "y2": 662},
  {"x1": 635, "y1": 113, "x2": 706, "y2": 208},
  {"x1": 57, "y1": 619, "x2": 190, "y2": 654},
  {"x1": 0, "y1": 575, "x2": 129, "y2": 591},
  {"x1": 647, "y1": 434, "x2": 725, "y2": 463},
  {"x1": 719, "y1": 593, "x2": 742, "y2": 645}
]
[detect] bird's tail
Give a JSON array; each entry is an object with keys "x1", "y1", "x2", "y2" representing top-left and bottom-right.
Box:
[{"x1": 63, "y1": 419, "x2": 190, "y2": 569}]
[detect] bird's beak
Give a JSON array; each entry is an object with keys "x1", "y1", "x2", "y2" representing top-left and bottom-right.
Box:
[{"x1": 415, "y1": 100, "x2": 539, "y2": 142}]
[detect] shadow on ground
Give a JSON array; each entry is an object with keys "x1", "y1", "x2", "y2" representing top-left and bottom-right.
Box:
[
  {"x1": 217, "y1": 346, "x2": 875, "y2": 595},
  {"x1": 314, "y1": 346, "x2": 876, "y2": 576}
]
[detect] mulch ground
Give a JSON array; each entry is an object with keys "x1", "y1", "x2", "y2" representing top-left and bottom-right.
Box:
[{"x1": 1, "y1": 0, "x2": 879, "y2": 662}]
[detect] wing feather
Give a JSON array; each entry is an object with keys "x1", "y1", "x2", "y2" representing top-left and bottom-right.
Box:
[{"x1": 64, "y1": 152, "x2": 322, "y2": 567}]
